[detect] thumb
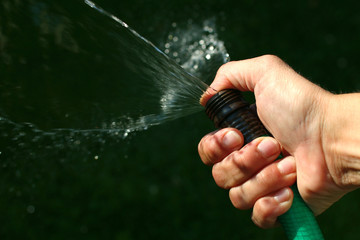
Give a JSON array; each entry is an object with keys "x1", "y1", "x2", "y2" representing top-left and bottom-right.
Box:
[{"x1": 200, "y1": 55, "x2": 285, "y2": 106}]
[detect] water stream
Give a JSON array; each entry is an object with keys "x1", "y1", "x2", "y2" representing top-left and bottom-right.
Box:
[
  {"x1": 1, "y1": 0, "x2": 229, "y2": 163},
  {"x1": 1, "y1": 0, "x2": 229, "y2": 139},
  {"x1": 0, "y1": 1, "x2": 230, "y2": 235},
  {"x1": 83, "y1": 0, "x2": 207, "y2": 131},
  {"x1": 84, "y1": 0, "x2": 229, "y2": 134}
]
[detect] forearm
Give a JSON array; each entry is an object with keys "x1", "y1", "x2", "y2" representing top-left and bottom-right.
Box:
[{"x1": 323, "y1": 93, "x2": 360, "y2": 189}]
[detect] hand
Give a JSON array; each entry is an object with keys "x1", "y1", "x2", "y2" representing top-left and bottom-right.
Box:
[{"x1": 198, "y1": 55, "x2": 360, "y2": 228}]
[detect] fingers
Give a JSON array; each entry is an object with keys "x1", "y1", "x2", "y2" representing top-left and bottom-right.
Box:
[
  {"x1": 198, "y1": 128, "x2": 244, "y2": 166},
  {"x1": 228, "y1": 156, "x2": 296, "y2": 209},
  {"x1": 198, "y1": 130, "x2": 296, "y2": 229},
  {"x1": 212, "y1": 137, "x2": 281, "y2": 189},
  {"x1": 198, "y1": 128, "x2": 296, "y2": 229},
  {"x1": 252, "y1": 188, "x2": 294, "y2": 229},
  {"x1": 229, "y1": 156, "x2": 296, "y2": 229}
]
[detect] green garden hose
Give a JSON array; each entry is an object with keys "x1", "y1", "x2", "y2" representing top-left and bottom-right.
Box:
[{"x1": 205, "y1": 89, "x2": 324, "y2": 240}]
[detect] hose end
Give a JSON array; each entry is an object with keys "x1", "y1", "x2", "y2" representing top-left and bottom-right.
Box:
[{"x1": 205, "y1": 89, "x2": 268, "y2": 144}]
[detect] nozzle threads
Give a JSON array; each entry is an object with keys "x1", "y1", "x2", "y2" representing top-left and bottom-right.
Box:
[{"x1": 205, "y1": 89, "x2": 268, "y2": 144}]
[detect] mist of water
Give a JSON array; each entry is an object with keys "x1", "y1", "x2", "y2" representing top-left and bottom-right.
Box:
[
  {"x1": 1, "y1": 0, "x2": 229, "y2": 159},
  {"x1": 84, "y1": 0, "x2": 210, "y2": 134},
  {"x1": 0, "y1": 1, "x2": 230, "y2": 225}
]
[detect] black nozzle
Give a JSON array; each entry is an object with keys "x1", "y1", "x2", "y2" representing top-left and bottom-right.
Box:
[{"x1": 205, "y1": 89, "x2": 269, "y2": 144}]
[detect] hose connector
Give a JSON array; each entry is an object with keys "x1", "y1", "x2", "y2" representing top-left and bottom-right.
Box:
[{"x1": 205, "y1": 89, "x2": 268, "y2": 144}]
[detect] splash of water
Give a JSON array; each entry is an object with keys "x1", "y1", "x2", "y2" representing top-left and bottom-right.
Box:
[
  {"x1": 85, "y1": 0, "x2": 211, "y2": 133},
  {"x1": 162, "y1": 18, "x2": 230, "y2": 82},
  {"x1": 0, "y1": 3, "x2": 231, "y2": 234},
  {"x1": 1, "y1": 0, "x2": 230, "y2": 158}
]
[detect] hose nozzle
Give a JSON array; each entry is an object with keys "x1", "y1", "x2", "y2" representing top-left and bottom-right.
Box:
[{"x1": 205, "y1": 89, "x2": 268, "y2": 144}]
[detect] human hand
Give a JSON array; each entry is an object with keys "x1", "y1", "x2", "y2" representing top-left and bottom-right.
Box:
[{"x1": 198, "y1": 55, "x2": 360, "y2": 228}]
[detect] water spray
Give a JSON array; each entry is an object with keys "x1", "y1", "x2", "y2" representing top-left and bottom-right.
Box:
[{"x1": 205, "y1": 89, "x2": 324, "y2": 240}]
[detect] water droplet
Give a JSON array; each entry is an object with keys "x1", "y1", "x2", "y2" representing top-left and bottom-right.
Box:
[
  {"x1": 164, "y1": 43, "x2": 171, "y2": 49},
  {"x1": 27, "y1": 205, "x2": 35, "y2": 214},
  {"x1": 225, "y1": 53, "x2": 230, "y2": 61},
  {"x1": 85, "y1": 0, "x2": 96, "y2": 8},
  {"x1": 173, "y1": 36, "x2": 179, "y2": 42},
  {"x1": 123, "y1": 131, "x2": 129, "y2": 138},
  {"x1": 172, "y1": 52, "x2": 178, "y2": 57},
  {"x1": 204, "y1": 26, "x2": 214, "y2": 33},
  {"x1": 205, "y1": 54, "x2": 211, "y2": 60},
  {"x1": 171, "y1": 22, "x2": 177, "y2": 28},
  {"x1": 199, "y1": 39, "x2": 205, "y2": 45},
  {"x1": 94, "y1": 155, "x2": 99, "y2": 160}
]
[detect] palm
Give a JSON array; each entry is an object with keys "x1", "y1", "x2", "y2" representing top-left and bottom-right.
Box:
[{"x1": 255, "y1": 71, "x2": 343, "y2": 215}]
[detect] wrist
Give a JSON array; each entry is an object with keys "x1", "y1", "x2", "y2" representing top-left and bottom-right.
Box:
[{"x1": 322, "y1": 93, "x2": 360, "y2": 189}]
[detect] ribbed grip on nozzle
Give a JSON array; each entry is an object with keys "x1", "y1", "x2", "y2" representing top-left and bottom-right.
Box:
[
  {"x1": 204, "y1": 89, "x2": 324, "y2": 240},
  {"x1": 205, "y1": 89, "x2": 268, "y2": 144}
]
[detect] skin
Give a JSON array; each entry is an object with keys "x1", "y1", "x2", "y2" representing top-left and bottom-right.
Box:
[{"x1": 198, "y1": 55, "x2": 360, "y2": 228}]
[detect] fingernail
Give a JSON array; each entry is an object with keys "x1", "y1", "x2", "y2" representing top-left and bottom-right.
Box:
[
  {"x1": 222, "y1": 131, "x2": 242, "y2": 149},
  {"x1": 257, "y1": 138, "x2": 279, "y2": 158},
  {"x1": 274, "y1": 188, "x2": 290, "y2": 203},
  {"x1": 277, "y1": 157, "x2": 296, "y2": 175}
]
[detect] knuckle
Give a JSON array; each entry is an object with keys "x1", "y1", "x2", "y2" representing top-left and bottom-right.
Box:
[
  {"x1": 257, "y1": 54, "x2": 285, "y2": 74},
  {"x1": 261, "y1": 54, "x2": 282, "y2": 65},
  {"x1": 230, "y1": 150, "x2": 250, "y2": 173},
  {"x1": 252, "y1": 198, "x2": 278, "y2": 229},
  {"x1": 229, "y1": 187, "x2": 251, "y2": 210},
  {"x1": 212, "y1": 164, "x2": 229, "y2": 189},
  {"x1": 341, "y1": 174, "x2": 360, "y2": 188},
  {"x1": 197, "y1": 139, "x2": 206, "y2": 158},
  {"x1": 256, "y1": 162, "x2": 286, "y2": 187},
  {"x1": 256, "y1": 168, "x2": 275, "y2": 186},
  {"x1": 257, "y1": 198, "x2": 274, "y2": 219},
  {"x1": 211, "y1": 149, "x2": 249, "y2": 189},
  {"x1": 198, "y1": 135, "x2": 221, "y2": 165}
]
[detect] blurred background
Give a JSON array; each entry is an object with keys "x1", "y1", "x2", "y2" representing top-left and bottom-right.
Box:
[{"x1": 1, "y1": 0, "x2": 360, "y2": 239}]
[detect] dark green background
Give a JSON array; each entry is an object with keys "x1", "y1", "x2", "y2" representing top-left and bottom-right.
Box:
[{"x1": 1, "y1": 0, "x2": 360, "y2": 239}]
